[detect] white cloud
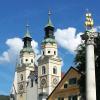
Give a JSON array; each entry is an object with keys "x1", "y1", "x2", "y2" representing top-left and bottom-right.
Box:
[
  {"x1": 0, "y1": 51, "x2": 9, "y2": 62},
  {"x1": 31, "y1": 40, "x2": 39, "y2": 54},
  {"x1": 54, "y1": 27, "x2": 83, "y2": 53},
  {"x1": 93, "y1": 26, "x2": 100, "y2": 32},
  {"x1": 0, "y1": 37, "x2": 39, "y2": 64}
]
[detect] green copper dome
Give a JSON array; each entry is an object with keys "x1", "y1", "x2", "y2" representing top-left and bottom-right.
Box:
[
  {"x1": 42, "y1": 38, "x2": 56, "y2": 44},
  {"x1": 20, "y1": 47, "x2": 34, "y2": 53},
  {"x1": 21, "y1": 24, "x2": 34, "y2": 53}
]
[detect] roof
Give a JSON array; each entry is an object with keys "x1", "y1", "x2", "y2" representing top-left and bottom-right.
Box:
[
  {"x1": 24, "y1": 31, "x2": 31, "y2": 38},
  {"x1": 61, "y1": 72, "x2": 65, "y2": 78},
  {"x1": 45, "y1": 11, "x2": 54, "y2": 28},
  {"x1": 41, "y1": 38, "x2": 56, "y2": 44},
  {"x1": 24, "y1": 24, "x2": 32, "y2": 38},
  {"x1": 47, "y1": 67, "x2": 83, "y2": 99},
  {"x1": 20, "y1": 47, "x2": 34, "y2": 53},
  {"x1": 38, "y1": 55, "x2": 61, "y2": 66}
]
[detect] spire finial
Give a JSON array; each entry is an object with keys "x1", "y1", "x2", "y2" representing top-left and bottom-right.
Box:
[
  {"x1": 24, "y1": 23, "x2": 31, "y2": 38},
  {"x1": 85, "y1": 10, "x2": 94, "y2": 30},
  {"x1": 45, "y1": 10, "x2": 54, "y2": 28},
  {"x1": 26, "y1": 24, "x2": 30, "y2": 33},
  {"x1": 48, "y1": 10, "x2": 52, "y2": 17}
]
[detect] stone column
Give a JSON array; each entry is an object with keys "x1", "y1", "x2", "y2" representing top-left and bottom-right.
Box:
[{"x1": 85, "y1": 30, "x2": 96, "y2": 100}]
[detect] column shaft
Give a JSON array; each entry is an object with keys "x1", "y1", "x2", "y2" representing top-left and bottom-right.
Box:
[{"x1": 86, "y1": 44, "x2": 96, "y2": 100}]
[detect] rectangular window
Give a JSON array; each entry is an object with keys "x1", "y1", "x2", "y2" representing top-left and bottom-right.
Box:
[
  {"x1": 68, "y1": 96, "x2": 71, "y2": 100},
  {"x1": 73, "y1": 95, "x2": 77, "y2": 100},
  {"x1": 68, "y1": 95, "x2": 77, "y2": 100},
  {"x1": 21, "y1": 59, "x2": 23, "y2": 64},
  {"x1": 61, "y1": 98, "x2": 64, "y2": 100},
  {"x1": 42, "y1": 66, "x2": 46, "y2": 74},
  {"x1": 54, "y1": 51, "x2": 56, "y2": 55},
  {"x1": 64, "y1": 83, "x2": 68, "y2": 88},
  {"x1": 69, "y1": 78, "x2": 77, "y2": 85},
  {"x1": 31, "y1": 79, "x2": 33, "y2": 87},
  {"x1": 31, "y1": 59, "x2": 33, "y2": 63},
  {"x1": 58, "y1": 97, "x2": 60, "y2": 100},
  {"x1": 53, "y1": 67, "x2": 57, "y2": 74},
  {"x1": 58, "y1": 97, "x2": 64, "y2": 100},
  {"x1": 43, "y1": 51, "x2": 44, "y2": 55}
]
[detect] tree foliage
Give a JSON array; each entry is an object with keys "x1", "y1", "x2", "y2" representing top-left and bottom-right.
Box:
[{"x1": 74, "y1": 43, "x2": 86, "y2": 99}]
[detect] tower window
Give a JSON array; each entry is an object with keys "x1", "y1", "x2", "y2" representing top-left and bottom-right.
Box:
[
  {"x1": 31, "y1": 59, "x2": 33, "y2": 63},
  {"x1": 20, "y1": 74, "x2": 23, "y2": 81},
  {"x1": 26, "y1": 59, "x2": 28, "y2": 61},
  {"x1": 54, "y1": 51, "x2": 56, "y2": 55},
  {"x1": 31, "y1": 79, "x2": 33, "y2": 87},
  {"x1": 53, "y1": 67, "x2": 57, "y2": 74},
  {"x1": 42, "y1": 66, "x2": 46, "y2": 74},
  {"x1": 21, "y1": 59, "x2": 23, "y2": 63},
  {"x1": 48, "y1": 51, "x2": 50, "y2": 53},
  {"x1": 43, "y1": 51, "x2": 44, "y2": 55}
]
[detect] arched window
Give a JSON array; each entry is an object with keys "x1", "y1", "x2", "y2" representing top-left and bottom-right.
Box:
[
  {"x1": 42, "y1": 66, "x2": 46, "y2": 74},
  {"x1": 53, "y1": 67, "x2": 57, "y2": 74},
  {"x1": 20, "y1": 74, "x2": 23, "y2": 81},
  {"x1": 31, "y1": 79, "x2": 33, "y2": 87},
  {"x1": 43, "y1": 51, "x2": 44, "y2": 55},
  {"x1": 21, "y1": 59, "x2": 23, "y2": 64},
  {"x1": 31, "y1": 59, "x2": 33, "y2": 63},
  {"x1": 54, "y1": 51, "x2": 56, "y2": 55}
]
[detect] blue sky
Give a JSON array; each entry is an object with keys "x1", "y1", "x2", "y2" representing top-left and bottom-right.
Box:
[{"x1": 0, "y1": 0, "x2": 100, "y2": 95}]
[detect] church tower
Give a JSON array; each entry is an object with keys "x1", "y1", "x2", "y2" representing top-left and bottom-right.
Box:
[
  {"x1": 16, "y1": 25, "x2": 36, "y2": 100},
  {"x1": 38, "y1": 11, "x2": 62, "y2": 100}
]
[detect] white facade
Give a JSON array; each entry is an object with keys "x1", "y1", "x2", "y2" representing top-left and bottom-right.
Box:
[
  {"x1": 10, "y1": 72, "x2": 17, "y2": 100},
  {"x1": 42, "y1": 43, "x2": 58, "y2": 57},
  {"x1": 20, "y1": 51, "x2": 35, "y2": 68},
  {"x1": 38, "y1": 41, "x2": 62, "y2": 100},
  {"x1": 16, "y1": 50, "x2": 36, "y2": 100},
  {"x1": 26, "y1": 72, "x2": 38, "y2": 100}
]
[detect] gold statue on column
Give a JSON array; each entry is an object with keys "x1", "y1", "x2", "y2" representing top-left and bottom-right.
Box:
[{"x1": 85, "y1": 10, "x2": 94, "y2": 29}]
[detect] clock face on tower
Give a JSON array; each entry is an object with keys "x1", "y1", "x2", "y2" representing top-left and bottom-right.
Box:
[
  {"x1": 19, "y1": 84, "x2": 23, "y2": 90},
  {"x1": 53, "y1": 78, "x2": 58, "y2": 86},
  {"x1": 18, "y1": 83, "x2": 24, "y2": 93},
  {"x1": 40, "y1": 78, "x2": 47, "y2": 88}
]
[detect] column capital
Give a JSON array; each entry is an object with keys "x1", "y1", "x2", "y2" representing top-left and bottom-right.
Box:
[{"x1": 85, "y1": 30, "x2": 95, "y2": 45}]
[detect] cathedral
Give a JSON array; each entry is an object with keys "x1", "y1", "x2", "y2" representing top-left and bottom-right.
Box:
[{"x1": 10, "y1": 11, "x2": 62, "y2": 100}]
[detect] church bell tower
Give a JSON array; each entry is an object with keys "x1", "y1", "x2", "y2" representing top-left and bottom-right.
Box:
[
  {"x1": 38, "y1": 11, "x2": 62, "y2": 100},
  {"x1": 16, "y1": 24, "x2": 35, "y2": 100}
]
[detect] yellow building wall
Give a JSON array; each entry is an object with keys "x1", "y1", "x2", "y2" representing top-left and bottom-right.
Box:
[{"x1": 48, "y1": 68, "x2": 81, "y2": 100}]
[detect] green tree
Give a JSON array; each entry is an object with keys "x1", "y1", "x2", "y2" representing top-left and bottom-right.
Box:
[
  {"x1": 95, "y1": 33, "x2": 100, "y2": 100},
  {"x1": 74, "y1": 33, "x2": 100, "y2": 100},
  {"x1": 74, "y1": 43, "x2": 86, "y2": 100}
]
